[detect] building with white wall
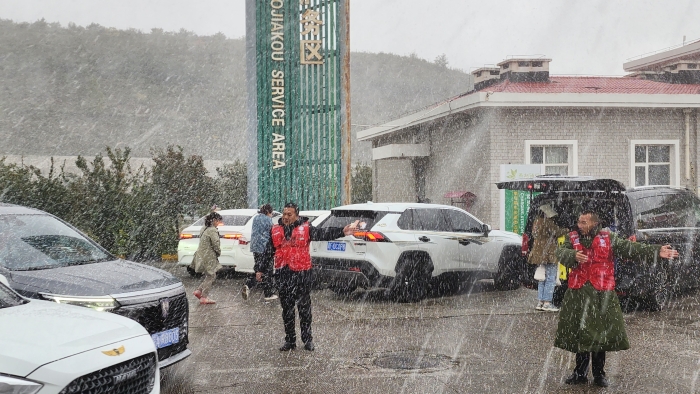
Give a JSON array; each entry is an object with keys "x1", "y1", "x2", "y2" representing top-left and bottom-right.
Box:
[{"x1": 358, "y1": 47, "x2": 700, "y2": 229}]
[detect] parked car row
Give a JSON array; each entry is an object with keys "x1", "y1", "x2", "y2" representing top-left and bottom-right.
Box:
[
  {"x1": 177, "y1": 204, "x2": 525, "y2": 303},
  {"x1": 176, "y1": 209, "x2": 330, "y2": 275},
  {"x1": 497, "y1": 176, "x2": 700, "y2": 311},
  {"x1": 0, "y1": 203, "x2": 193, "y2": 393}
]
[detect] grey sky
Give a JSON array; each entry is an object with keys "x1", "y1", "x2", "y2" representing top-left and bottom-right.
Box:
[{"x1": 0, "y1": 0, "x2": 698, "y2": 75}]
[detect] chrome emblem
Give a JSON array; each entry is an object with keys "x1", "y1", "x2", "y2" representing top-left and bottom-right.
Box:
[
  {"x1": 102, "y1": 345, "x2": 125, "y2": 356},
  {"x1": 160, "y1": 298, "x2": 170, "y2": 319},
  {"x1": 113, "y1": 366, "x2": 140, "y2": 384}
]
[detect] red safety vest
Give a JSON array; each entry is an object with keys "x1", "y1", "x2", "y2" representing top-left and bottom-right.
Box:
[
  {"x1": 271, "y1": 222, "x2": 312, "y2": 271},
  {"x1": 567, "y1": 230, "x2": 615, "y2": 291}
]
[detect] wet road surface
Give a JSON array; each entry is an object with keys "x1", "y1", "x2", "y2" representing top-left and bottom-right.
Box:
[{"x1": 152, "y1": 263, "x2": 700, "y2": 393}]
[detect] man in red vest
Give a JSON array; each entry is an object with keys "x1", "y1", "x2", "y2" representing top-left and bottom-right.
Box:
[
  {"x1": 272, "y1": 202, "x2": 356, "y2": 351},
  {"x1": 555, "y1": 210, "x2": 678, "y2": 387}
]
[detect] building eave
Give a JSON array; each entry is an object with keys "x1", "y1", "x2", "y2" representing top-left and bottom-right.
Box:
[
  {"x1": 624, "y1": 40, "x2": 700, "y2": 72},
  {"x1": 356, "y1": 92, "x2": 700, "y2": 141}
]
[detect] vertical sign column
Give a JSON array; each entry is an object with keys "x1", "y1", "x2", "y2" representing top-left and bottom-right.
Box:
[
  {"x1": 253, "y1": 0, "x2": 348, "y2": 211},
  {"x1": 256, "y1": 0, "x2": 299, "y2": 209}
]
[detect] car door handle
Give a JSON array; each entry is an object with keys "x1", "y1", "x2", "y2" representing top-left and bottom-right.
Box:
[
  {"x1": 418, "y1": 236, "x2": 430, "y2": 242},
  {"x1": 459, "y1": 239, "x2": 471, "y2": 245}
]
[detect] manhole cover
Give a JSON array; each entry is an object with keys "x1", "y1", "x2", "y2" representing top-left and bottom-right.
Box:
[{"x1": 373, "y1": 353, "x2": 446, "y2": 370}]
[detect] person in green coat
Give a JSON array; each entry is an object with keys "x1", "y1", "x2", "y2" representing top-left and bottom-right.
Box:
[
  {"x1": 554, "y1": 210, "x2": 678, "y2": 388},
  {"x1": 192, "y1": 211, "x2": 223, "y2": 305}
]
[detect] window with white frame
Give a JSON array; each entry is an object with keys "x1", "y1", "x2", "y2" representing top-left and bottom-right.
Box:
[
  {"x1": 631, "y1": 140, "x2": 679, "y2": 187},
  {"x1": 525, "y1": 140, "x2": 578, "y2": 175}
]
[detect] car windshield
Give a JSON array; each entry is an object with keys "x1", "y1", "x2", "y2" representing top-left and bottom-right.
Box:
[
  {"x1": 318, "y1": 210, "x2": 387, "y2": 230},
  {"x1": 0, "y1": 214, "x2": 112, "y2": 271},
  {"x1": 192, "y1": 215, "x2": 252, "y2": 226},
  {"x1": 631, "y1": 192, "x2": 700, "y2": 229},
  {"x1": 0, "y1": 281, "x2": 26, "y2": 308}
]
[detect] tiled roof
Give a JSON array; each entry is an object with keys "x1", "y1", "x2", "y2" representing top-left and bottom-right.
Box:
[{"x1": 480, "y1": 76, "x2": 700, "y2": 94}]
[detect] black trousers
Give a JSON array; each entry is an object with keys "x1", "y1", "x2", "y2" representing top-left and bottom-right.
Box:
[
  {"x1": 245, "y1": 252, "x2": 276, "y2": 297},
  {"x1": 277, "y1": 267, "x2": 313, "y2": 344},
  {"x1": 574, "y1": 352, "x2": 606, "y2": 377}
]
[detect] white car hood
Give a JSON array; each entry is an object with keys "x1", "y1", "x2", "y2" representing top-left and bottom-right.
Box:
[{"x1": 0, "y1": 299, "x2": 147, "y2": 377}]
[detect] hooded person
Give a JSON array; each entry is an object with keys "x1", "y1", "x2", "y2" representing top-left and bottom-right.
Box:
[
  {"x1": 555, "y1": 210, "x2": 678, "y2": 387},
  {"x1": 528, "y1": 202, "x2": 568, "y2": 312}
]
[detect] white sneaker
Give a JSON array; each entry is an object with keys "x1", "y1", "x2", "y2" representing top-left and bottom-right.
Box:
[
  {"x1": 264, "y1": 294, "x2": 278, "y2": 301},
  {"x1": 541, "y1": 303, "x2": 560, "y2": 312},
  {"x1": 535, "y1": 301, "x2": 544, "y2": 311},
  {"x1": 241, "y1": 285, "x2": 249, "y2": 300}
]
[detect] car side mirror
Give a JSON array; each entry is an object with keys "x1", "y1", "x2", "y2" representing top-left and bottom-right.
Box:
[
  {"x1": 482, "y1": 223, "x2": 491, "y2": 237},
  {"x1": 0, "y1": 274, "x2": 9, "y2": 288}
]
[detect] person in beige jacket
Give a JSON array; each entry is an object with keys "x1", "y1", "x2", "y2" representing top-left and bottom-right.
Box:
[
  {"x1": 528, "y1": 203, "x2": 568, "y2": 312},
  {"x1": 192, "y1": 211, "x2": 223, "y2": 305}
]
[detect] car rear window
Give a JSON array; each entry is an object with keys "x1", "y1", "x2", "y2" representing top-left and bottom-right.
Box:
[
  {"x1": 318, "y1": 210, "x2": 387, "y2": 230},
  {"x1": 0, "y1": 214, "x2": 112, "y2": 271},
  {"x1": 630, "y1": 192, "x2": 700, "y2": 229},
  {"x1": 193, "y1": 215, "x2": 252, "y2": 226}
]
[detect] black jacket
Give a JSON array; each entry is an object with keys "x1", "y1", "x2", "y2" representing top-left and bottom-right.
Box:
[{"x1": 277, "y1": 217, "x2": 345, "y2": 242}]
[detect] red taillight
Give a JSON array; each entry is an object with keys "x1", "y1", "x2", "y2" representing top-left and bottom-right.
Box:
[
  {"x1": 628, "y1": 235, "x2": 637, "y2": 242},
  {"x1": 521, "y1": 234, "x2": 530, "y2": 256},
  {"x1": 179, "y1": 233, "x2": 194, "y2": 240},
  {"x1": 222, "y1": 233, "x2": 243, "y2": 240},
  {"x1": 348, "y1": 267, "x2": 361, "y2": 272},
  {"x1": 238, "y1": 239, "x2": 250, "y2": 245},
  {"x1": 353, "y1": 231, "x2": 389, "y2": 242}
]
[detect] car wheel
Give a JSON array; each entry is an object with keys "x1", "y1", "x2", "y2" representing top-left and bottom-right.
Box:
[
  {"x1": 329, "y1": 285, "x2": 357, "y2": 297},
  {"x1": 551, "y1": 281, "x2": 568, "y2": 307},
  {"x1": 642, "y1": 269, "x2": 672, "y2": 312},
  {"x1": 493, "y1": 246, "x2": 523, "y2": 291},
  {"x1": 391, "y1": 253, "x2": 433, "y2": 303},
  {"x1": 186, "y1": 266, "x2": 203, "y2": 278}
]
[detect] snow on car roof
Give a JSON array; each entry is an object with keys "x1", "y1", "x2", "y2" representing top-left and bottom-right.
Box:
[{"x1": 331, "y1": 202, "x2": 465, "y2": 212}]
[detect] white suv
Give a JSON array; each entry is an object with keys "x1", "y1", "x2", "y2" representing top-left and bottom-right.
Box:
[
  {"x1": 232, "y1": 210, "x2": 330, "y2": 273},
  {"x1": 310, "y1": 203, "x2": 523, "y2": 302}
]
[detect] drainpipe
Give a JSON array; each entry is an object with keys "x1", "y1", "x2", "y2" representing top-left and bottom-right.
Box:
[{"x1": 685, "y1": 109, "x2": 692, "y2": 181}]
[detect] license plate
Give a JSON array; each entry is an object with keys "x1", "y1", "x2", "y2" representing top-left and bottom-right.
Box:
[
  {"x1": 151, "y1": 327, "x2": 179, "y2": 349},
  {"x1": 327, "y1": 241, "x2": 346, "y2": 252}
]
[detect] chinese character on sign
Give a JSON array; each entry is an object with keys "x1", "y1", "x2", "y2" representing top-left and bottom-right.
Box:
[
  {"x1": 300, "y1": 9, "x2": 323, "y2": 36},
  {"x1": 299, "y1": 3, "x2": 324, "y2": 65},
  {"x1": 300, "y1": 40, "x2": 323, "y2": 64}
]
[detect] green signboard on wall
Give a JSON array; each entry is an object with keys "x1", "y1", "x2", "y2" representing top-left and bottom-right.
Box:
[
  {"x1": 504, "y1": 190, "x2": 540, "y2": 234},
  {"x1": 499, "y1": 164, "x2": 543, "y2": 235}
]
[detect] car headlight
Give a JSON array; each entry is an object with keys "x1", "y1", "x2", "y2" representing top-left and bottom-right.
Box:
[
  {"x1": 0, "y1": 375, "x2": 43, "y2": 394},
  {"x1": 39, "y1": 293, "x2": 120, "y2": 312}
]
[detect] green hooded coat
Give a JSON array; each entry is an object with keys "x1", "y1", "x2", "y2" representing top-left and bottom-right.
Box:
[{"x1": 554, "y1": 228, "x2": 662, "y2": 353}]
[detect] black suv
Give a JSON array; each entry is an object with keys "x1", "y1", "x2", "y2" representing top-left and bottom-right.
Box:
[{"x1": 497, "y1": 176, "x2": 700, "y2": 311}]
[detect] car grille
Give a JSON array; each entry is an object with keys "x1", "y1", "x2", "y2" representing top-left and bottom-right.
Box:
[
  {"x1": 112, "y1": 292, "x2": 189, "y2": 362},
  {"x1": 59, "y1": 353, "x2": 156, "y2": 394}
]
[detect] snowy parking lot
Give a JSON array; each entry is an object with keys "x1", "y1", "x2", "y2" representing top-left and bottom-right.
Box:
[{"x1": 152, "y1": 262, "x2": 700, "y2": 393}]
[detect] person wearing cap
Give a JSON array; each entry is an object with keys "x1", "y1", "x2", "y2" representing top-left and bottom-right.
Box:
[
  {"x1": 528, "y1": 203, "x2": 568, "y2": 312},
  {"x1": 241, "y1": 203, "x2": 277, "y2": 301},
  {"x1": 555, "y1": 210, "x2": 678, "y2": 388}
]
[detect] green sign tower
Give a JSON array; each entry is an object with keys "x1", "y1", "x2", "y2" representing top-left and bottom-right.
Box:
[{"x1": 246, "y1": 0, "x2": 351, "y2": 211}]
